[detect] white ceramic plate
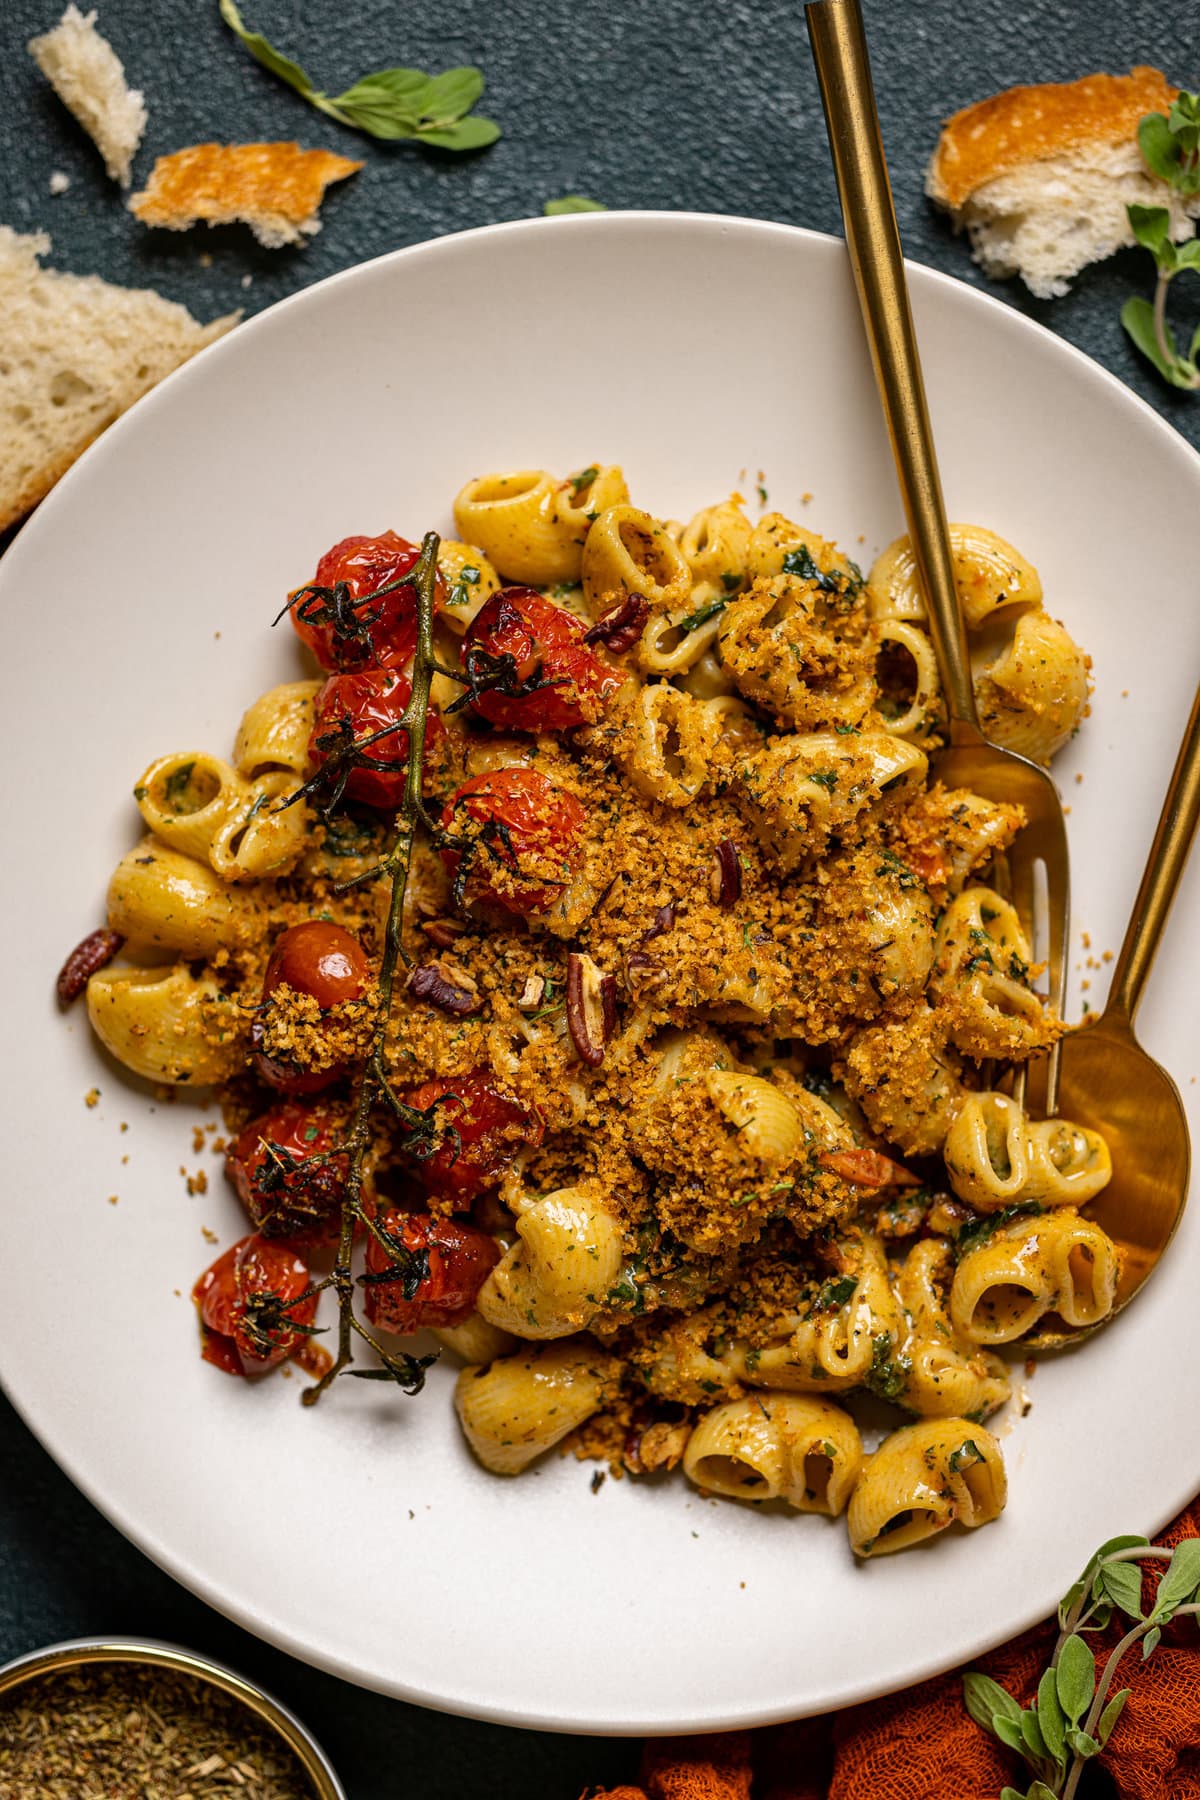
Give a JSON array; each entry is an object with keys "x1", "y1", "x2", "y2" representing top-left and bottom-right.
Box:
[{"x1": 3, "y1": 215, "x2": 1199, "y2": 1734}]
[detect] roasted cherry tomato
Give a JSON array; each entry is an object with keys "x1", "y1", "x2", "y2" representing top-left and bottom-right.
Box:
[
  {"x1": 287, "y1": 532, "x2": 443, "y2": 673},
  {"x1": 362, "y1": 1205, "x2": 500, "y2": 1333},
  {"x1": 440, "y1": 767, "x2": 586, "y2": 913},
  {"x1": 226, "y1": 1101, "x2": 349, "y2": 1248},
  {"x1": 308, "y1": 668, "x2": 444, "y2": 812},
  {"x1": 192, "y1": 1234, "x2": 318, "y2": 1377},
  {"x1": 400, "y1": 1072, "x2": 542, "y2": 1202},
  {"x1": 462, "y1": 587, "x2": 623, "y2": 732},
  {"x1": 264, "y1": 920, "x2": 370, "y2": 1006},
  {"x1": 254, "y1": 920, "x2": 371, "y2": 1095}
]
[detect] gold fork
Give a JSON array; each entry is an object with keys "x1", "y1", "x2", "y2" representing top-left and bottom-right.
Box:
[{"x1": 806, "y1": 0, "x2": 1070, "y2": 1110}]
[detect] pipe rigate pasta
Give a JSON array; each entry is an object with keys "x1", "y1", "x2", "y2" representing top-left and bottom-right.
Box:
[
  {"x1": 477, "y1": 1182, "x2": 625, "y2": 1339},
  {"x1": 233, "y1": 680, "x2": 321, "y2": 778},
  {"x1": 69, "y1": 479, "x2": 1121, "y2": 1557},
  {"x1": 436, "y1": 540, "x2": 503, "y2": 635},
  {"x1": 86, "y1": 962, "x2": 242, "y2": 1085},
  {"x1": 106, "y1": 837, "x2": 250, "y2": 957},
  {"x1": 866, "y1": 523, "x2": 1043, "y2": 629},
  {"x1": 848, "y1": 1418, "x2": 1007, "y2": 1556},
  {"x1": 929, "y1": 886, "x2": 1063, "y2": 1060},
  {"x1": 974, "y1": 609, "x2": 1090, "y2": 764},
  {"x1": 683, "y1": 1394, "x2": 862, "y2": 1514},
  {"x1": 944, "y1": 1093, "x2": 1112, "y2": 1210},
  {"x1": 736, "y1": 730, "x2": 928, "y2": 870},
  {"x1": 452, "y1": 469, "x2": 586, "y2": 585},
  {"x1": 893, "y1": 1239, "x2": 1011, "y2": 1420},
  {"x1": 581, "y1": 502, "x2": 692, "y2": 615},
  {"x1": 951, "y1": 1209, "x2": 1121, "y2": 1345},
  {"x1": 454, "y1": 1341, "x2": 618, "y2": 1475}
]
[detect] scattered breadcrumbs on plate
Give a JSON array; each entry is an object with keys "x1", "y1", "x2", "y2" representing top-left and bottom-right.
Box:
[
  {"x1": 84, "y1": 1087, "x2": 100, "y2": 1108},
  {"x1": 202, "y1": 1226, "x2": 219, "y2": 1244},
  {"x1": 107, "y1": 1194, "x2": 118, "y2": 1205}
]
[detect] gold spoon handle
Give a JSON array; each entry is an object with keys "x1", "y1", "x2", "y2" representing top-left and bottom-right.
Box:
[
  {"x1": 805, "y1": 0, "x2": 979, "y2": 739},
  {"x1": 1107, "y1": 681, "x2": 1200, "y2": 1026}
]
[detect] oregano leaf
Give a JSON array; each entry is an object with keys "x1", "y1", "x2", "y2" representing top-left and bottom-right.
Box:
[
  {"x1": 1143, "y1": 1624, "x2": 1162, "y2": 1659},
  {"x1": 1151, "y1": 1538, "x2": 1200, "y2": 1618},
  {"x1": 1066, "y1": 1726, "x2": 1102, "y2": 1760},
  {"x1": 421, "y1": 66, "x2": 485, "y2": 119},
  {"x1": 1019, "y1": 1708, "x2": 1048, "y2": 1760},
  {"x1": 1058, "y1": 1574, "x2": 1089, "y2": 1629},
  {"x1": 993, "y1": 1714, "x2": 1026, "y2": 1755},
  {"x1": 1028, "y1": 1785, "x2": 1061, "y2": 1800},
  {"x1": 218, "y1": 0, "x2": 318, "y2": 102},
  {"x1": 1139, "y1": 110, "x2": 1181, "y2": 183},
  {"x1": 544, "y1": 194, "x2": 608, "y2": 214},
  {"x1": 1128, "y1": 202, "x2": 1173, "y2": 259},
  {"x1": 217, "y1": 2, "x2": 500, "y2": 151},
  {"x1": 963, "y1": 1671, "x2": 1024, "y2": 1735},
  {"x1": 1056, "y1": 1634, "x2": 1095, "y2": 1725},
  {"x1": 1097, "y1": 1557, "x2": 1145, "y2": 1622},
  {"x1": 1121, "y1": 294, "x2": 1191, "y2": 387},
  {"x1": 1097, "y1": 1687, "x2": 1131, "y2": 1747},
  {"x1": 1035, "y1": 1666, "x2": 1067, "y2": 1764},
  {"x1": 418, "y1": 116, "x2": 501, "y2": 151}
]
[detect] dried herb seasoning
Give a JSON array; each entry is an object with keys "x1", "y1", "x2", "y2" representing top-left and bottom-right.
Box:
[{"x1": 0, "y1": 1661, "x2": 317, "y2": 1799}]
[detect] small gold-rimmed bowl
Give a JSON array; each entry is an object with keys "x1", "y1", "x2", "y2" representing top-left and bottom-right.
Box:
[{"x1": 0, "y1": 1636, "x2": 346, "y2": 1799}]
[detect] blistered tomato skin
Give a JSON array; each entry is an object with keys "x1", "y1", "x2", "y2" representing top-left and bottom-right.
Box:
[
  {"x1": 401, "y1": 1072, "x2": 543, "y2": 1202},
  {"x1": 308, "y1": 668, "x2": 444, "y2": 811},
  {"x1": 363, "y1": 1206, "x2": 501, "y2": 1333},
  {"x1": 254, "y1": 920, "x2": 371, "y2": 1095},
  {"x1": 264, "y1": 921, "x2": 371, "y2": 1008},
  {"x1": 192, "y1": 1234, "x2": 318, "y2": 1376},
  {"x1": 226, "y1": 1101, "x2": 348, "y2": 1248},
  {"x1": 440, "y1": 767, "x2": 587, "y2": 913},
  {"x1": 463, "y1": 587, "x2": 623, "y2": 732},
  {"x1": 289, "y1": 532, "x2": 443, "y2": 673}
]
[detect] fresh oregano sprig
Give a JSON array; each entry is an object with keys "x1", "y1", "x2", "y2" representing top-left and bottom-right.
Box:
[
  {"x1": 964, "y1": 1532, "x2": 1200, "y2": 1799},
  {"x1": 219, "y1": 0, "x2": 500, "y2": 151},
  {"x1": 543, "y1": 195, "x2": 607, "y2": 215},
  {"x1": 1122, "y1": 92, "x2": 1200, "y2": 389}
]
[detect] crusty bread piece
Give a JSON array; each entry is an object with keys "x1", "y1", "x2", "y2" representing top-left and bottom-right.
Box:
[
  {"x1": 130, "y1": 143, "x2": 363, "y2": 249},
  {"x1": 0, "y1": 228, "x2": 238, "y2": 533},
  {"x1": 927, "y1": 67, "x2": 1200, "y2": 299},
  {"x1": 28, "y1": 5, "x2": 147, "y2": 188}
]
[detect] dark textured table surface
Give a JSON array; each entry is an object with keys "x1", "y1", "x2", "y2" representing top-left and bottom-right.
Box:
[{"x1": 1, "y1": 3, "x2": 1197, "y2": 1795}]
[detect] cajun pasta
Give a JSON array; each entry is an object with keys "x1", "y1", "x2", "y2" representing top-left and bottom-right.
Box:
[{"x1": 63, "y1": 470, "x2": 1115, "y2": 1560}]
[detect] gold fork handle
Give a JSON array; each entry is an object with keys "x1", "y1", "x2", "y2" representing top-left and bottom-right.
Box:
[
  {"x1": 1107, "y1": 680, "x2": 1200, "y2": 1026},
  {"x1": 805, "y1": 0, "x2": 979, "y2": 738}
]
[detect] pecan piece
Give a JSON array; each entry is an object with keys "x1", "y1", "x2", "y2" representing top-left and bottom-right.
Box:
[
  {"x1": 408, "y1": 963, "x2": 482, "y2": 1017},
  {"x1": 583, "y1": 592, "x2": 649, "y2": 653},
  {"x1": 56, "y1": 928, "x2": 125, "y2": 1006},
  {"x1": 710, "y1": 838, "x2": 741, "y2": 908},
  {"x1": 566, "y1": 952, "x2": 616, "y2": 1068}
]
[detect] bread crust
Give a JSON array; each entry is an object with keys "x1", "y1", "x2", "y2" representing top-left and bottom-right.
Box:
[
  {"x1": 130, "y1": 142, "x2": 363, "y2": 242},
  {"x1": 928, "y1": 66, "x2": 1177, "y2": 210}
]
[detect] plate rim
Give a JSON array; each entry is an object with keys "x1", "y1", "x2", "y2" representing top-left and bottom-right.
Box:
[{"x1": 4, "y1": 210, "x2": 1200, "y2": 1734}]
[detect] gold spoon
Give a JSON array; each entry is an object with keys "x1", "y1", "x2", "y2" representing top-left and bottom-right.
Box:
[
  {"x1": 805, "y1": 0, "x2": 1071, "y2": 1111},
  {"x1": 1028, "y1": 681, "x2": 1200, "y2": 1344}
]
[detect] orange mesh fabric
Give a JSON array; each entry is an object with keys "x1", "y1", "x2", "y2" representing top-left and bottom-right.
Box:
[{"x1": 590, "y1": 1500, "x2": 1200, "y2": 1800}]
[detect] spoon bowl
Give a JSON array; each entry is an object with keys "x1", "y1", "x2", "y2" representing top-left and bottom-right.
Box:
[{"x1": 1030, "y1": 1018, "x2": 1191, "y2": 1348}]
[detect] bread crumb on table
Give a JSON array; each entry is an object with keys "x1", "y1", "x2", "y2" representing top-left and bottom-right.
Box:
[
  {"x1": 28, "y1": 4, "x2": 147, "y2": 187},
  {"x1": 130, "y1": 142, "x2": 362, "y2": 249},
  {"x1": 48, "y1": 170, "x2": 71, "y2": 195}
]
